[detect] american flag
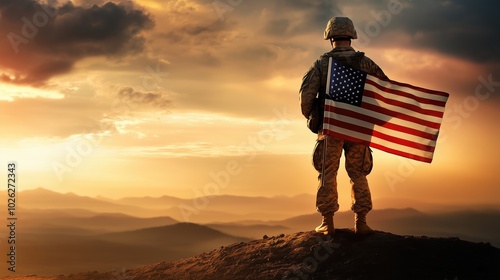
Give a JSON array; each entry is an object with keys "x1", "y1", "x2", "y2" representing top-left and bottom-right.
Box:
[{"x1": 323, "y1": 57, "x2": 449, "y2": 163}]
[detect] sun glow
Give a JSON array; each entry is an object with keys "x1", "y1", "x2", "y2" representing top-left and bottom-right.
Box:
[
  {"x1": 0, "y1": 83, "x2": 64, "y2": 101},
  {"x1": 135, "y1": 0, "x2": 164, "y2": 10}
]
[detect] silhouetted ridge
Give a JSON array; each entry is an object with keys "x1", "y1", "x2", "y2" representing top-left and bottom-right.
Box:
[
  {"x1": 127, "y1": 229, "x2": 500, "y2": 280},
  {"x1": 99, "y1": 223, "x2": 249, "y2": 245},
  {"x1": 20, "y1": 229, "x2": 498, "y2": 280}
]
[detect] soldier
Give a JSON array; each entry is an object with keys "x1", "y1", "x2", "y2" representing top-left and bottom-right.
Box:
[{"x1": 299, "y1": 17, "x2": 388, "y2": 235}]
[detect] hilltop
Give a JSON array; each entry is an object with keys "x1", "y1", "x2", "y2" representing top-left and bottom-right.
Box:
[
  {"x1": 2, "y1": 188, "x2": 499, "y2": 278},
  {"x1": 5, "y1": 229, "x2": 500, "y2": 280}
]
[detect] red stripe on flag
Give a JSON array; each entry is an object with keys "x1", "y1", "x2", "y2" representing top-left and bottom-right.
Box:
[
  {"x1": 360, "y1": 102, "x2": 442, "y2": 129},
  {"x1": 365, "y1": 78, "x2": 448, "y2": 107},
  {"x1": 323, "y1": 130, "x2": 433, "y2": 163},
  {"x1": 370, "y1": 142, "x2": 433, "y2": 163},
  {"x1": 326, "y1": 105, "x2": 437, "y2": 140},
  {"x1": 373, "y1": 76, "x2": 449, "y2": 98},
  {"x1": 364, "y1": 90, "x2": 445, "y2": 118},
  {"x1": 324, "y1": 117, "x2": 436, "y2": 152}
]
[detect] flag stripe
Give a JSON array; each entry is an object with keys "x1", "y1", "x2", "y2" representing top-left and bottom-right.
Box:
[
  {"x1": 324, "y1": 107, "x2": 437, "y2": 141},
  {"x1": 369, "y1": 75, "x2": 449, "y2": 99},
  {"x1": 361, "y1": 100, "x2": 442, "y2": 129},
  {"x1": 364, "y1": 83, "x2": 447, "y2": 112},
  {"x1": 324, "y1": 127, "x2": 434, "y2": 163},
  {"x1": 327, "y1": 101, "x2": 440, "y2": 136},
  {"x1": 328, "y1": 119, "x2": 436, "y2": 152},
  {"x1": 364, "y1": 90, "x2": 445, "y2": 117},
  {"x1": 324, "y1": 110, "x2": 436, "y2": 152},
  {"x1": 369, "y1": 142, "x2": 433, "y2": 163},
  {"x1": 365, "y1": 76, "x2": 448, "y2": 106}
]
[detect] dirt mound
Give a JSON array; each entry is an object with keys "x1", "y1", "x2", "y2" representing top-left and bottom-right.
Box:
[{"x1": 4, "y1": 229, "x2": 500, "y2": 280}]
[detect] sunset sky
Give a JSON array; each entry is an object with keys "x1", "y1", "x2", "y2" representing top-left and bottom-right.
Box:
[{"x1": 0, "y1": 0, "x2": 499, "y2": 211}]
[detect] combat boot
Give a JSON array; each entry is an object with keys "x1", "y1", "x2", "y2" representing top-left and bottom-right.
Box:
[
  {"x1": 354, "y1": 213, "x2": 374, "y2": 235},
  {"x1": 315, "y1": 213, "x2": 335, "y2": 235}
]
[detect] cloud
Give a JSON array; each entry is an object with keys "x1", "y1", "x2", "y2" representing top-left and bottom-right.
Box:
[
  {"x1": 204, "y1": 0, "x2": 500, "y2": 65},
  {"x1": 400, "y1": 0, "x2": 500, "y2": 63},
  {"x1": 117, "y1": 87, "x2": 172, "y2": 110},
  {"x1": 227, "y1": 0, "x2": 342, "y2": 37},
  {"x1": 145, "y1": 0, "x2": 334, "y2": 84},
  {"x1": 339, "y1": 0, "x2": 500, "y2": 64},
  {"x1": 0, "y1": 0, "x2": 154, "y2": 85}
]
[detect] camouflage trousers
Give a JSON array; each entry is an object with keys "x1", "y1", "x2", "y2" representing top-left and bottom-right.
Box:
[{"x1": 312, "y1": 135, "x2": 373, "y2": 215}]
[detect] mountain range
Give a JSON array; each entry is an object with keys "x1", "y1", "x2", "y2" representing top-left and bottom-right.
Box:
[
  {"x1": 0, "y1": 188, "x2": 499, "y2": 277},
  {"x1": 4, "y1": 230, "x2": 500, "y2": 279}
]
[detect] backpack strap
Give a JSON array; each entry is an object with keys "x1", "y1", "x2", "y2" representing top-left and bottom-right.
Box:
[
  {"x1": 309, "y1": 51, "x2": 365, "y2": 134},
  {"x1": 330, "y1": 51, "x2": 365, "y2": 70}
]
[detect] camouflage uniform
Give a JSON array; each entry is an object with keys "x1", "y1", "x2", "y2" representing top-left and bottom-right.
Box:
[{"x1": 300, "y1": 46, "x2": 388, "y2": 216}]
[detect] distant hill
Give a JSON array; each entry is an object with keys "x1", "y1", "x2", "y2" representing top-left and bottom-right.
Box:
[
  {"x1": 206, "y1": 223, "x2": 290, "y2": 239},
  {"x1": 113, "y1": 193, "x2": 315, "y2": 222},
  {"x1": 6, "y1": 188, "x2": 315, "y2": 222},
  {"x1": 12, "y1": 188, "x2": 155, "y2": 217},
  {"x1": 20, "y1": 208, "x2": 178, "y2": 233},
  {"x1": 2, "y1": 188, "x2": 500, "y2": 277},
  {"x1": 9, "y1": 188, "x2": 500, "y2": 224},
  {"x1": 236, "y1": 208, "x2": 500, "y2": 247},
  {"x1": 11, "y1": 223, "x2": 249, "y2": 276},
  {"x1": 113, "y1": 195, "x2": 187, "y2": 208},
  {"x1": 98, "y1": 223, "x2": 250, "y2": 248},
  {"x1": 8, "y1": 230, "x2": 500, "y2": 280}
]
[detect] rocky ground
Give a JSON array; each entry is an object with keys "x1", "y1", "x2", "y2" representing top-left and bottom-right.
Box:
[{"x1": 3, "y1": 229, "x2": 500, "y2": 280}]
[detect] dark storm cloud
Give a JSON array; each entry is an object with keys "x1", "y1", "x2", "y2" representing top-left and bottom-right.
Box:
[
  {"x1": 337, "y1": 0, "x2": 500, "y2": 63},
  {"x1": 220, "y1": 0, "x2": 500, "y2": 63},
  {"x1": 257, "y1": 0, "x2": 500, "y2": 64},
  {"x1": 396, "y1": 0, "x2": 500, "y2": 63},
  {"x1": 0, "y1": 0, "x2": 154, "y2": 85}
]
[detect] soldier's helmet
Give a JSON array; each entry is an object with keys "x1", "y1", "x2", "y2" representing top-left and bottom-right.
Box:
[{"x1": 324, "y1": 17, "x2": 358, "y2": 40}]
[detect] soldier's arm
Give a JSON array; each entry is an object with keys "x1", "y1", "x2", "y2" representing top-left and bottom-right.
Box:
[{"x1": 299, "y1": 60, "x2": 321, "y2": 119}]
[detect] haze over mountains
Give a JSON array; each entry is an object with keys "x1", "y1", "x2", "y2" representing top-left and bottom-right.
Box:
[
  {"x1": 11, "y1": 188, "x2": 315, "y2": 222},
  {"x1": 0, "y1": 188, "x2": 499, "y2": 276}
]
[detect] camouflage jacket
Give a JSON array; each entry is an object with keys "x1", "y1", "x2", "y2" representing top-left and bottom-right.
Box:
[{"x1": 299, "y1": 46, "x2": 388, "y2": 119}]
